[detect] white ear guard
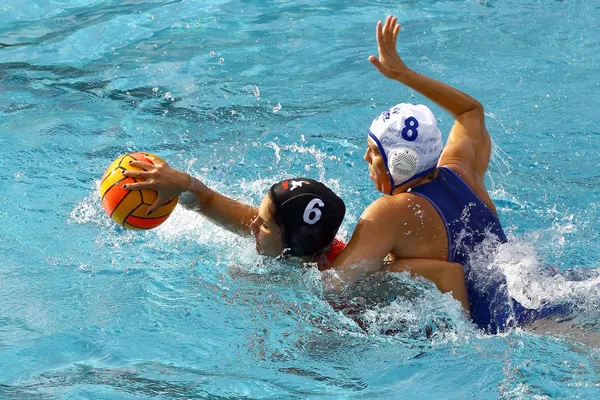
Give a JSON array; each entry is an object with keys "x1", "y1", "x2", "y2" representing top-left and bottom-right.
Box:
[{"x1": 388, "y1": 148, "x2": 419, "y2": 184}]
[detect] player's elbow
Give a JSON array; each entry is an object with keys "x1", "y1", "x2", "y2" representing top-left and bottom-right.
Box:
[
  {"x1": 437, "y1": 263, "x2": 470, "y2": 313},
  {"x1": 436, "y1": 262, "x2": 465, "y2": 292},
  {"x1": 456, "y1": 101, "x2": 485, "y2": 127},
  {"x1": 448, "y1": 262, "x2": 465, "y2": 282},
  {"x1": 463, "y1": 100, "x2": 484, "y2": 118},
  {"x1": 471, "y1": 100, "x2": 484, "y2": 114}
]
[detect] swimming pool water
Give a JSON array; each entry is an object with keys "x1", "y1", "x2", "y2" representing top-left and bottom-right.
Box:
[{"x1": 1, "y1": 0, "x2": 599, "y2": 398}]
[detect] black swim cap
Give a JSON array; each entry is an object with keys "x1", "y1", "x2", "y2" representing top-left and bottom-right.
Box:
[{"x1": 269, "y1": 178, "x2": 345, "y2": 257}]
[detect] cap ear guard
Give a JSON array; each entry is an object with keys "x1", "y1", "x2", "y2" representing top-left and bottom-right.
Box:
[
  {"x1": 388, "y1": 148, "x2": 419, "y2": 186},
  {"x1": 286, "y1": 223, "x2": 331, "y2": 257}
]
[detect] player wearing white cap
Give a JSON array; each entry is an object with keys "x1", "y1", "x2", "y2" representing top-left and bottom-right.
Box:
[{"x1": 324, "y1": 16, "x2": 518, "y2": 332}]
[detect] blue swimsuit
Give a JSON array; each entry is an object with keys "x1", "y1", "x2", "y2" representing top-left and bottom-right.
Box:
[{"x1": 411, "y1": 167, "x2": 569, "y2": 333}]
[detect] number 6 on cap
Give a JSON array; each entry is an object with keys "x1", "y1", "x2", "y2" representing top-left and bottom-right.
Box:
[{"x1": 303, "y1": 199, "x2": 324, "y2": 224}]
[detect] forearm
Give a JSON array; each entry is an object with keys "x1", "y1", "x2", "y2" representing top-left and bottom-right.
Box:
[
  {"x1": 394, "y1": 68, "x2": 482, "y2": 119},
  {"x1": 323, "y1": 260, "x2": 382, "y2": 294},
  {"x1": 385, "y1": 259, "x2": 470, "y2": 314},
  {"x1": 180, "y1": 177, "x2": 258, "y2": 236}
]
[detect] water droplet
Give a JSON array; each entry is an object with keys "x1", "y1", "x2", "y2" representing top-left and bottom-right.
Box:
[
  {"x1": 273, "y1": 103, "x2": 282, "y2": 113},
  {"x1": 209, "y1": 51, "x2": 215, "y2": 56},
  {"x1": 219, "y1": 57, "x2": 224, "y2": 63}
]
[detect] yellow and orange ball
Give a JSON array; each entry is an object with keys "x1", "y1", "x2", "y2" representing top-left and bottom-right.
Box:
[{"x1": 100, "y1": 152, "x2": 177, "y2": 230}]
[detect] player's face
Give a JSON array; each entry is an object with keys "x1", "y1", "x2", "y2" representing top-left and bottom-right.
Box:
[
  {"x1": 364, "y1": 138, "x2": 392, "y2": 194},
  {"x1": 249, "y1": 194, "x2": 284, "y2": 256}
]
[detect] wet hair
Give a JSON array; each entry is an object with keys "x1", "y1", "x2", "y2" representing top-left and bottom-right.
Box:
[{"x1": 268, "y1": 178, "x2": 345, "y2": 257}]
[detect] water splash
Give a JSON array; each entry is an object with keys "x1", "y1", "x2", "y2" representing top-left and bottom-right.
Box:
[
  {"x1": 492, "y1": 238, "x2": 600, "y2": 310},
  {"x1": 68, "y1": 180, "x2": 109, "y2": 228}
]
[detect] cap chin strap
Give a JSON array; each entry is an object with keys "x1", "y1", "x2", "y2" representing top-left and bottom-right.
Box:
[
  {"x1": 368, "y1": 131, "x2": 438, "y2": 195},
  {"x1": 390, "y1": 166, "x2": 437, "y2": 195},
  {"x1": 368, "y1": 132, "x2": 396, "y2": 195},
  {"x1": 269, "y1": 184, "x2": 289, "y2": 251}
]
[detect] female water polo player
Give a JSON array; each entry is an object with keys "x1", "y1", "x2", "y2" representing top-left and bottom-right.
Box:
[{"x1": 323, "y1": 15, "x2": 575, "y2": 333}]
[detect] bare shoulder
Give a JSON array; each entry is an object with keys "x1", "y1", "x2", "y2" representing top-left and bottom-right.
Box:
[
  {"x1": 362, "y1": 193, "x2": 445, "y2": 235},
  {"x1": 368, "y1": 193, "x2": 449, "y2": 260},
  {"x1": 360, "y1": 193, "x2": 426, "y2": 223}
]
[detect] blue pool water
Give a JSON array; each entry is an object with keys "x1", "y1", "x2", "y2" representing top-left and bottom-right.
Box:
[{"x1": 1, "y1": 0, "x2": 600, "y2": 398}]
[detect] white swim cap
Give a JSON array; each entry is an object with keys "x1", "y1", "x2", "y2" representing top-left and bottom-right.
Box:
[{"x1": 368, "y1": 103, "x2": 443, "y2": 193}]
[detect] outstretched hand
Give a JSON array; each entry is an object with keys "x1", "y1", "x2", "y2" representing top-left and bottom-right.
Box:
[
  {"x1": 369, "y1": 15, "x2": 408, "y2": 79},
  {"x1": 122, "y1": 157, "x2": 191, "y2": 215}
]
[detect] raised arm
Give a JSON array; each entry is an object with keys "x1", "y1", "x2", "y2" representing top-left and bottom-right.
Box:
[
  {"x1": 122, "y1": 158, "x2": 257, "y2": 236},
  {"x1": 369, "y1": 15, "x2": 491, "y2": 178}
]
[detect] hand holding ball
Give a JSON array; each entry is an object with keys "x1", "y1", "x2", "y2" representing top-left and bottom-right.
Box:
[{"x1": 100, "y1": 152, "x2": 179, "y2": 230}]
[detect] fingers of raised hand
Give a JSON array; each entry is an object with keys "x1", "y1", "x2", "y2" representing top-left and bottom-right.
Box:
[
  {"x1": 387, "y1": 16, "x2": 395, "y2": 40},
  {"x1": 391, "y1": 24, "x2": 400, "y2": 50},
  {"x1": 381, "y1": 16, "x2": 390, "y2": 38},
  {"x1": 382, "y1": 15, "x2": 391, "y2": 37},
  {"x1": 376, "y1": 20, "x2": 383, "y2": 43},
  {"x1": 377, "y1": 16, "x2": 400, "y2": 49},
  {"x1": 385, "y1": 16, "x2": 398, "y2": 42}
]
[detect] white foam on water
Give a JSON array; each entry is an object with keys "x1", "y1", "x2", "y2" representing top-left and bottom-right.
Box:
[
  {"x1": 467, "y1": 232, "x2": 600, "y2": 314},
  {"x1": 318, "y1": 264, "x2": 477, "y2": 342},
  {"x1": 280, "y1": 142, "x2": 339, "y2": 182},
  {"x1": 263, "y1": 141, "x2": 281, "y2": 163},
  {"x1": 68, "y1": 179, "x2": 112, "y2": 229}
]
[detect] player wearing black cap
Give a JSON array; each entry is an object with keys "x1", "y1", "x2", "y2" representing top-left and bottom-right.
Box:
[
  {"x1": 123, "y1": 157, "x2": 347, "y2": 265},
  {"x1": 269, "y1": 178, "x2": 345, "y2": 257},
  {"x1": 247, "y1": 178, "x2": 346, "y2": 264}
]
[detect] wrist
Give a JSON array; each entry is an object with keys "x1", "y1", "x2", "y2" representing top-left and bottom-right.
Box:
[
  {"x1": 178, "y1": 176, "x2": 214, "y2": 210},
  {"x1": 393, "y1": 67, "x2": 412, "y2": 82},
  {"x1": 184, "y1": 172, "x2": 192, "y2": 192}
]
